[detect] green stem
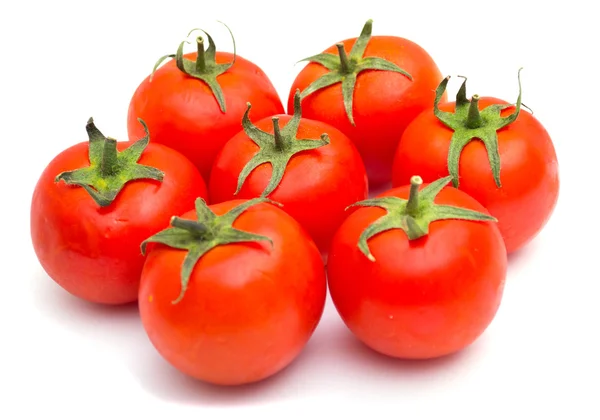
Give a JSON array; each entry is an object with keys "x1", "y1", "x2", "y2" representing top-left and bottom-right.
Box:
[
  {"x1": 140, "y1": 197, "x2": 275, "y2": 304},
  {"x1": 170, "y1": 216, "x2": 209, "y2": 237},
  {"x1": 336, "y1": 43, "x2": 351, "y2": 74},
  {"x1": 100, "y1": 137, "x2": 119, "y2": 176},
  {"x1": 54, "y1": 118, "x2": 164, "y2": 207},
  {"x1": 406, "y1": 176, "x2": 423, "y2": 217},
  {"x1": 236, "y1": 90, "x2": 331, "y2": 197},
  {"x1": 272, "y1": 117, "x2": 285, "y2": 151},
  {"x1": 195, "y1": 36, "x2": 206, "y2": 73},
  {"x1": 351, "y1": 175, "x2": 498, "y2": 261},
  {"x1": 466, "y1": 95, "x2": 484, "y2": 129},
  {"x1": 297, "y1": 20, "x2": 411, "y2": 126}
]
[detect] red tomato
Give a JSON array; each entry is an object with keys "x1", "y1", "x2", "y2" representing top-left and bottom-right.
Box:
[
  {"x1": 30, "y1": 118, "x2": 208, "y2": 305},
  {"x1": 392, "y1": 71, "x2": 559, "y2": 253},
  {"x1": 209, "y1": 90, "x2": 368, "y2": 253},
  {"x1": 327, "y1": 176, "x2": 507, "y2": 359},
  {"x1": 138, "y1": 198, "x2": 326, "y2": 386},
  {"x1": 288, "y1": 19, "x2": 444, "y2": 186},
  {"x1": 127, "y1": 25, "x2": 284, "y2": 180}
]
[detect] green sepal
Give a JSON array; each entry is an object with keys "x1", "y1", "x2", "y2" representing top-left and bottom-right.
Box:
[
  {"x1": 298, "y1": 19, "x2": 412, "y2": 126},
  {"x1": 141, "y1": 197, "x2": 279, "y2": 304},
  {"x1": 235, "y1": 89, "x2": 331, "y2": 197},
  {"x1": 349, "y1": 175, "x2": 497, "y2": 262},
  {"x1": 55, "y1": 118, "x2": 164, "y2": 207},
  {"x1": 434, "y1": 68, "x2": 524, "y2": 188},
  {"x1": 149, "y1": 22, "x2": 237, "y2": 113}
]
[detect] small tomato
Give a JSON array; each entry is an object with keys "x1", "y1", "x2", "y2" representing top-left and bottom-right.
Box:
[
  {"x1": 327, "y1": 175, "x2": 507, "y2": 359},
  {"x1": 392, "y1": 70, "x2": 560, "y2": 253},
  {"x1": 209, "y1": 90, "x2": 368, "y2": 254},
  {"x1": 30, "y1": 118, "x2": 208, "y2": 305},
  {"x1": 288, "y1": 19, "x2": 444, "y2": 186},
  {"x1": 139, "y1": 198, "x2": 326, "y2": 386},
  {"x1": 128, "y1": 24, "x2": 284, "y2": 180}
]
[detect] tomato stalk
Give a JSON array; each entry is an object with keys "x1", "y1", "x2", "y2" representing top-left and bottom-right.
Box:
[
  {"x1": 170, "y1": 217, "x2": 209, "y2": 237},
  {"x1": 335, "y1": 44, "x2": 352, "y2": 74},
  {"x1": 433, "y1": 68, "x2": 524, "y2": 187},
  {"x1": 405, "y1": 176, "x2": 423, "y2": 217},
  {"x1": 271, "y1": 117, "x2": 285, "y2": 151},
  {"x1": 234, "y1": 89, "x2": 331, "y2": 197},
  {"x1": 150, "y1": 22, "x2": 237, "y2": 113},
  {"x1": 348, "y1": 175, "x2": 497, "y2": 261},
  {"x1": 100, "y1": 137, "x2": 119, "y2": 176},
  {"x1": 297, "y1": 19, "x2": 412, "y2": 125},
  {"x1": 55, "y1": 118, "x2": 164, "y2": 207},
  {"x1": 195, "y1": 36, "x2": 207, "y2": 73},
  {"x1": 141, "y1": 197, "x2": 278, "y2": 304},
  {"x1": 466, "y1": 95, "x2": 484, "y2": 129}
]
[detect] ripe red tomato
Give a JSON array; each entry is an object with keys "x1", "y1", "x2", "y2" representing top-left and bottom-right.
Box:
[
  {"x1": 288, "y1": 19, "x2": 444, "y2": 186},
  {"x1": 327, "y1": 176, "x2": 507, "y2": 359},
  {"x1": 391, "y1": 71, "x2": 559, "y2": 253},
  {"x1": 209, "y1": 90, "x2": 368, "y2": 254},
  {"x1": 138, "y1": 198, "x2": 326, "y2": 386},
  {"x1": 127, "y1": 25, "x2": 284, "y2": 180},
  {"x1": 30, "y1": 118, "x2": 208, "y2": 305}
]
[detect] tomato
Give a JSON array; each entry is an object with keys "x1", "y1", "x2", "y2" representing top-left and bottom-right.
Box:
[
  {"x1": 138, "y1": 197, "x2": 326, "y2": 386},
  {"x1": 208, "y1": 90, "x2": 368, "y2": 254},
  {"x1": 127, "y1": 24, "x2": 284, "y2": 180},
  {"x1": 30, "y1": 118, "x2": 208, "y2": 305},
  {"x1": 288, "y1": 19, "x2": 444, "y2": 186},
  {"x1": 327, "y1": 175, "x2": 507, "y2": 359},
  {"x1": 391, "y1": 70, "x2": 559, "y2": 253}
]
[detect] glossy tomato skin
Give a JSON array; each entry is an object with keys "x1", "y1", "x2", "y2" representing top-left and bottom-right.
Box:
[
  {"x1": 288, "y1": 36, "x2": 444, "y2": 186},
  {"x1": 392, "y1": 98, "x2": 559, "y2": 253},
  {"x1": 139, "y1": 200, "x2": 326, "y2": 385},
  {"x1": 30, "y1": 142, "x2": 208, "y2": 305},
  {"x1": 327, "y1": 184, "x2": 507, "y2": 359},
  {"x1": 208, "y1": 115, "x2": 368, "y2": 253},
  {"x1": 128, "y1": 51, "x2": 284, "y2": 180}
]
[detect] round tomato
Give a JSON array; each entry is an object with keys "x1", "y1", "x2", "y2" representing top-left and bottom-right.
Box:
[
  {"x1": 392, "y1": 70, "x2": 559, "y2": 253},
  {"x1": 127, "y1": 25, "x2": 284, "y2": 180},
  {"x1": 288, "y1": 19, "x2": 444, "y2": 186},
  {"x1": 30, "y1": 118, "x2": 208, "y2": 305},
  {"x1": 138, "y1": 197, "x2": 326, "y2": 386},
  {"x1": 327, "y1": 175, "x2": 507, "y2": 359},
  {"x1": 209, "y1": 90, "x2": 368, "y2": 254}
]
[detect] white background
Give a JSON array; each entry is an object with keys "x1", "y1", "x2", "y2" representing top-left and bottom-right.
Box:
[{"x1": 1, "y1": 0, "x2": 598, "y2": 418}]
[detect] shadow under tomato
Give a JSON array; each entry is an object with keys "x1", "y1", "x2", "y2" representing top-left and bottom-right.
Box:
[
  {"x1": 32, "y1": 269, "x2": 141, "y2": 330},
  {"x1": 313, "y1": 317, "x2": 479, "y2": 384},
  {"x1": 32, "y1": 269, "x2": 311, "y2": 405},
  {"x1": 506, "y1": 239, "x2": 541, "y2": 282},
  {"x1": 32, "y1": 269, "x2": 485, "y2": 404},
  {"x1": 127, "y1": 329, "x2": 325, "y2": 406},
  {"x1": 32, "y1": 269, "x2": 152, "y2": 390},
  {"x1": 507, "y1": 239, "x2": 539, "y2": 266},
  {"x1": 244, "y1": 299, "x2": 486, "y2": 399}
]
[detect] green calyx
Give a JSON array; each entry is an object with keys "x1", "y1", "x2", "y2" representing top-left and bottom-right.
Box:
[
  {"x1": 150, "y1": 22, "x2": 237, "y2": 113},
  {"x1": 141, "y1": 197, "x2": 278, "y2": 304},
  {"x1": 298, "y1": 19, "x2": 412, "y2": 126},
  {"x1": 434, "y1": 68, "x2": 524, "y2": 188},
  {"x1": 55, "y1": 118, "x2": 164, "y2": 207},
  {"x1": 350, "y1": 175, "x2": 496, "y2": 262},
  {"x1": 235, "y1": 89, "x2": 330, "y2": 197}
]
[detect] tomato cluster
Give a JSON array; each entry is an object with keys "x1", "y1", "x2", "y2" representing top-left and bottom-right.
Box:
[{"x1": 30, "y1": 20, "x2": 559, "y2": 386}]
